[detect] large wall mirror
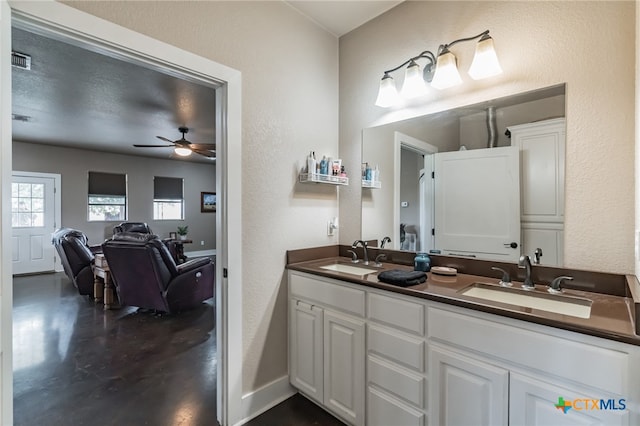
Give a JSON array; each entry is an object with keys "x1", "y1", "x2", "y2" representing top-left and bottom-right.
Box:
[{"x1": 362, "y1": 84, "x2": 566, "y2": 265}]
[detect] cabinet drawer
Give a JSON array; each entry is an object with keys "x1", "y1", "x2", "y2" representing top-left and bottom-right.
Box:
[
  {"x1": 368, "y1": 387, "x2": 425, "y2": 426},
  {"x1": 428, "y1": 307, "x2": 629, "y2": 394},
  {"x1": 289, "y1": 272, "x2": 365, "y2": 317},
  {"x1": 368, "y1": 355, "x2": 426, "y2": 409},
  {"x1": 368, "y1": 292, "x2": 425, "y2": 336},
  {"x1": 368, "y1": 324, "x2": 424, "y2": 372}
]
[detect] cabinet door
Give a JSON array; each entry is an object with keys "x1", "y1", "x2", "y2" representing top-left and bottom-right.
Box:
[
  {"x1": 429, "y1": 345, "x2": 508, "y2": 426},
  {"x1": 510, "y1": 373, "x2": 629, "y2": 426},
  {"x1": 368, "y1": 387, "x2": 425, "y2": 426},
  {"x1": 289, "y1": 300, "x2": 323, "y2": 403},
  {"x1": 324, "y1": 310, "x2": 365, "y2": 426},
  {"x1": 510, "y1": 118, "x2": 565, "y2": 223}
]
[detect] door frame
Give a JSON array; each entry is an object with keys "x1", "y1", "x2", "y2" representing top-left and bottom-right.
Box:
[
  {"x1": 2, "y1": 2, "x2": 243, "y2": 425},
  {"x1": 11, "y1": 171, "x2": 62, "y2": 273},
  {"x1": 393, "y1": 131, "x2": 438, "y2": 251}
]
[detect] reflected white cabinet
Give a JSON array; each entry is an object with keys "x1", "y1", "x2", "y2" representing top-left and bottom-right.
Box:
[
  {"x1": 429, "y1": 345, "x2": 508, "y2": 426},
  {"x1": 509, "y1": 118, "x2": 565, "y2": 266}
]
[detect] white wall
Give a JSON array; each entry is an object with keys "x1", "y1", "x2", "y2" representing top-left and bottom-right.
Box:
[
  {"x1": 62, "y1": 0, "x2": 339, "y2": 395},
  {"x1": 340, "y1": 1, "x2": 635, "y2": 274}
]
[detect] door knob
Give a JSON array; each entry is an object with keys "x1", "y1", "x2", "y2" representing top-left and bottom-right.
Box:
[{"x1": 504, "y1": 242, "x2": 518, "y2": 249}]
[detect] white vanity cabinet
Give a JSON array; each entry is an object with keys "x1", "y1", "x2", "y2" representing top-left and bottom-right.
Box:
[
  {"x1": 366, "y1": 292, "x2": 427, "y2": 426},
  {"x1": 509, "y1": 118, "x2": 565, "y2": 266},
  {"x1": 288, "y1": 271, "x2": 365, "y2": 426},
  {"x1": 288, "y1": 269, "x2": 640, "y2": 426},
  {"x1": 428, "y1": 304, "x2": 636, "y2": 426}
]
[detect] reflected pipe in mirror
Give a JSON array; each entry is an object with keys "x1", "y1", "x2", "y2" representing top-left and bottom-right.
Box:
[{"x1": 361, "y1": 84, "x2": 566, "y2": 266}]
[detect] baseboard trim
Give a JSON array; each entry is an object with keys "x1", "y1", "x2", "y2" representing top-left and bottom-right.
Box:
[
  {"x1": 184, "y1": 248, "x2": 217, "y2": 258},
  {"x1": 234, "y1": 375, "x2": 296, "y2": 426}
]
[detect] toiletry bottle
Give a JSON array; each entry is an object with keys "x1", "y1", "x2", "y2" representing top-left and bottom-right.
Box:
[
  {"x1": 307, "y1": 151, "x2": 315, "y2": 175},
  {"x1": 365, "y1": 164, "x2": 372, "y2": 181},
  {"x1": 373, "y1": 164, "x2": 380, "y2": 182},
  {"x1": 340, "y1": 166, "x2": 347, "y2": 177},
  {"x1": 320, "y1": 156, "x2": 328, "y2": 175}
]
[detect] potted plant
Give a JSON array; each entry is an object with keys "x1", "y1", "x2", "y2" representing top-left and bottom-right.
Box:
[{"x1": 177, "y1": 225, "x2": 189, "y2": 241}]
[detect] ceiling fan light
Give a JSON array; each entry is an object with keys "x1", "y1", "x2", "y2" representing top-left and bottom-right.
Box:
[
  {"x1": 400, "y1": 61, "x2": 428, "y2": 99},
  {"x1": 468, "y1": 35, "x2": 502, "y2": 80},
  {"x1": 174, "y1": 147, "x2": 192, "y2": 157},
  {"x1": 375, "y1": 74, "x2": 401, "y2": 108},
  {"x1": 430, "y1": 50, "x2": 462, "y2": 90}
]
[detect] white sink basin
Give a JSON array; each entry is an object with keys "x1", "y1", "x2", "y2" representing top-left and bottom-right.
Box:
[
  {"x1": 319, "y1": 263, "x2": 378, "y2": 277},
  {"x1": 460, "y1": 283, "x2": 592, "y2": 319}
]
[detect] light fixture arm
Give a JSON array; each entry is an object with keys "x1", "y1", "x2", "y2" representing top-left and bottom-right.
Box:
[
  {"x1": 381, "y1": 50, "x2": 437, "y2": 76},
  {"x1": 438, "y1": 30, "x2": 490, "y2": 55}
]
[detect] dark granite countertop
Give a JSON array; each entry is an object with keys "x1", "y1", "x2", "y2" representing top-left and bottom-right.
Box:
[{"x1": 287, "y1": 252, "x2": 640, "y2": 346}]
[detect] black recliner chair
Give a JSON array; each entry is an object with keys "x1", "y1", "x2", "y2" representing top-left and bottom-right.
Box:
[
  {"x1": 101, "y1": 232, "x2": 214, "y2": 313},
  {"x1": 51, "y1": 228, "x2": 101, "y2": 297},
  {"x1": 113, "y1": 222, "x2": 153, "y2": 235}
]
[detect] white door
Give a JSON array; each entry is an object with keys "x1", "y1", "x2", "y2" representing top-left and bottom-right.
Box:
[
  {"x1": 11, "y1": 173, "x2": 58, "y2": 274},
  {"x1": 434, "y1": 146, "x2": 520, "y2": 262},
  {"x1": 324, "y1": 310, "x2": 365, "y2": 426},
  {"x1": 430, "y1": 345, "x2": 509, "y2": 426}
]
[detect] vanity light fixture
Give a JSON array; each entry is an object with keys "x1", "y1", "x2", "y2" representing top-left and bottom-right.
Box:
[
  {"x1": 375, "y1": 30, "x2": 502, "y2": 107},
  {"x1": 174, "y1": 147, "x2": 192, "y2": 156}
]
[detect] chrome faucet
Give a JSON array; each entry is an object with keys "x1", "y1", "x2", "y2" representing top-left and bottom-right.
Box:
[
  {"x1": 380, "y1": 236, "x2": 391, "y2": 249},
  {"x1": 352, "y1": 240, "x2": 369, "y2": 265},
  {"x1": 518, "y1": 255, "x2": 535, "y2": 290},
  {"x1": 548, "y1": 275, "x2": 573, "y2": 294},
  {"x1": 374, "y1": 253, "x2": 387, "y2": 267}
]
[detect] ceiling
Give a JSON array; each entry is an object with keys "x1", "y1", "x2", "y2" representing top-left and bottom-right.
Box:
[
  {"x1": 285, "y1": 1, "x2": 403, "y2": 37},
  {"x1": 10, "y1": 2, "x2": 403, "y2": 163}
]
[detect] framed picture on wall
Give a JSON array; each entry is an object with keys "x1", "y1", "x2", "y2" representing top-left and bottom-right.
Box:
[{"x1": 201, "y1": 192, "x2": 216, "y2": 212}]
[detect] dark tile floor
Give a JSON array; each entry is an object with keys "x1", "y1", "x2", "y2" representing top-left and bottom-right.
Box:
[{"x1": 13, "y1": 272, "x2": 345, "y2": 426}]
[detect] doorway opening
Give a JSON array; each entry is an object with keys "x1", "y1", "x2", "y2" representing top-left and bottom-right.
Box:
[{"x1": 4, "y1": 2, "x2": 242, "y2": 425}]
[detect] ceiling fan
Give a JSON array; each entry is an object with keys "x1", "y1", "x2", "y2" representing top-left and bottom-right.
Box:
[{"x1": 134, "y1": 126, "x2": 216, "y2": 158}]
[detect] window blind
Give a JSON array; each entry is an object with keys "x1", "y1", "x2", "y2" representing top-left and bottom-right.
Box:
[
  {"x1": 154, "y1": 176, "x2": 183, "y2": 199},
  {"x1": 88, "y1": 172, "x2": 127, "y2": 196}
]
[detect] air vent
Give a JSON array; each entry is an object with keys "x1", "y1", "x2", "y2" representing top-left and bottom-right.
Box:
[
  {"x1": 11, "y1": 51, "x2": 31, "y2": 70},
  {"x1": 12, "y1": 114, "x2": 31, "y2": 122}
]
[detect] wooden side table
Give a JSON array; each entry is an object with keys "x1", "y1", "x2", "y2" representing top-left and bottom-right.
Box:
[{"x1": 93, "y1": 254, "x2": 115, "y2": 310}]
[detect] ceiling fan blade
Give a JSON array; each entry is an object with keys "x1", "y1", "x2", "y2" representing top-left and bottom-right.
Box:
[
  {"x1": 188, "y1": 143, "x2": 217, "y2": 150},
  {"x1": 133, "y1": 144, "x2": 175, "y2": 148},
  {"x1": 156, "y1": 136, "x2": 176, "y2": 144},
  {"x1": 193, "y1": 149, "x2": 216, "y2": 158}
]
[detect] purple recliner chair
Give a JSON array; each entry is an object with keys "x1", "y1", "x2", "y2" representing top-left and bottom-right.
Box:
[
  {"x1": 101, "y1": 232, "x2": 214, "y2": 313},
  {"x1": 51, "y1": 227, "x2": 101, "y2": 297}
]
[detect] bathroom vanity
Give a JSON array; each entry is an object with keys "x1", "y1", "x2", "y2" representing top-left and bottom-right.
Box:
[{"x1": 286, "y1": 246, "x2": 640, "y2": 426}]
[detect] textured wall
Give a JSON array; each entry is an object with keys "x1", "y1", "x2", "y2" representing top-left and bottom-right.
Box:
[
  {"x1": 13, "y1": 141, "x2": 216, "y2": 248},
  {"x1": 340, "y1": 1, "x2": 635, "y2": 274},
  {"x1": 62, "y1": 1, "x2": 339, "y2": 393}
]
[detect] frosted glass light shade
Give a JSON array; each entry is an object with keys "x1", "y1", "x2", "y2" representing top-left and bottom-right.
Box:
[
  {"x1": 174, "y1": 147, "x2": 192, "y2": 156},
  {"x1": 468, "y1": 36, "x2": 502, "y2": 80},
  {"x1": 430, "y1": 51, "x2": 462, "y2": 90},
  {"x1": 400, "y1": 61, "x2": 428, "y2": 99},
  {"x1": 375, "y1": 74, "x2": 401, "y2": 107}
]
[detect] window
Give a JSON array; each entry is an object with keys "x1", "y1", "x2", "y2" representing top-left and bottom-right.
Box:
[
  {"x1": 88, "y1": 172, "x2": 127, "y2": 221},
  {"x1": 153, "y1": 176, "x2": 184, "y2": 220},
  {"x1": 12, "y1": 182, "x2": 45, "y2": 227}
]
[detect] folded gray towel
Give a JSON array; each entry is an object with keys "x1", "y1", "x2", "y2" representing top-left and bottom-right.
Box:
[{"x1": 378, "y1": 269, "x2": 426, "y2": 287}]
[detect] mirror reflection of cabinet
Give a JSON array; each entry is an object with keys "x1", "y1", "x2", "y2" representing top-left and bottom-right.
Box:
[{"x1": 509, "y1": 118, "x2": 565, "y2": 266}]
